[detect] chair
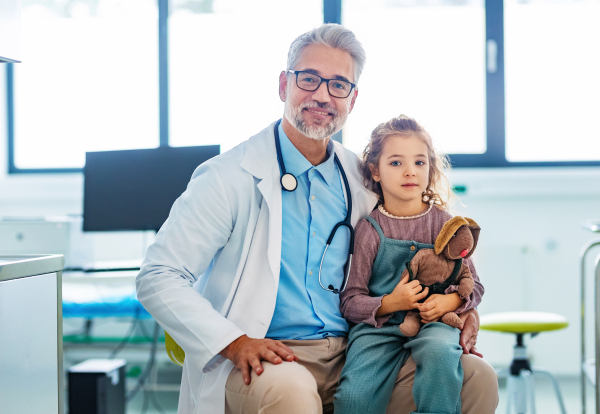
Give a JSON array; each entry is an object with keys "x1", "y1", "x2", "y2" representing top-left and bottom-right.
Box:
[
  {"x1": 165, "y1": 331, "x2": 185, "y2": 367},
  {"x1": 480, "y1": 311, "x2": 569, "y2": 414}
]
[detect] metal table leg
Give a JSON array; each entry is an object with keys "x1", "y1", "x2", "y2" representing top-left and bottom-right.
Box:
[{"x1": 580, "y1": 238, "x2": 600, "y2": 414}]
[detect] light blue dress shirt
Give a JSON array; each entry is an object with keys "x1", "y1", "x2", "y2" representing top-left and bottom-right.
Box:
[{"x1": 266, "y1": 122, "x2": 351, "y2": 340}]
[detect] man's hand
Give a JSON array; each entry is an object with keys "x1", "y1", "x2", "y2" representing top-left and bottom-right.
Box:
[
  {"x1": 458, "y1": 309, "x2": 483, "y2": 357},
  {"x1": 376, "y1": 275, "x2": 429, "y2": 317},
  {"x1": 417, "y1": 293, "x2": 464, "y2": 323},
  {"x1": 219, "y1": 335, "x2": 299, "y2": 385}
]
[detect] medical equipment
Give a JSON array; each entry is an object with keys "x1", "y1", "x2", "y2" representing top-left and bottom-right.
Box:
[{"x1": 274, "y1": 119, "x2": 354, "y2": 294}]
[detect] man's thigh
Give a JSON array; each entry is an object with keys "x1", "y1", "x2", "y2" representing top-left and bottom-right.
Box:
[
  {"x1": 225, "y1": 338, "x2": 346, "y2": 414},
  {"x1": 386, "y1": 354, "x2": 499, "y2": 414}
]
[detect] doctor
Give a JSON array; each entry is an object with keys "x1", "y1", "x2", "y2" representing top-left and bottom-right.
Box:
[{"x1": 136, "y1": 24, "x2": 498, "y2": 414}]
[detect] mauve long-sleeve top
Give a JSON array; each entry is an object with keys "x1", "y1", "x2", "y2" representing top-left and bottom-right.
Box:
[{"x1": 339, "y1": 204, "x2": 484, "y2": 328}]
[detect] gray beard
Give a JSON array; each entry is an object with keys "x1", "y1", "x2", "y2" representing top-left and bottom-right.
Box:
[{"x1": 284, "y1": 100, "x2": 347, "y2": 141}]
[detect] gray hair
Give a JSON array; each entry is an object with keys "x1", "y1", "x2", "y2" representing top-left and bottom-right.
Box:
[{"x1": 286, "y1": 23, "x2": 366, "y2": 85}]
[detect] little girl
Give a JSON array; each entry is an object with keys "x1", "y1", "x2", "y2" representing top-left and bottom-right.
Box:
[{"x1": 333, "y1": 115, "x2": 484, "y2": 414}]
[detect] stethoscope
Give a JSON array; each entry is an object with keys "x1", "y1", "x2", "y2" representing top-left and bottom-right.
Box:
[{"x1": 274, "y1": 119, "x2": 354, "y2": 294}]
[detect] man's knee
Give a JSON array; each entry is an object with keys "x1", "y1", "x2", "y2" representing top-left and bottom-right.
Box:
[
  {"x1": 460, "y1": 354, "x2": 499, "y2": 413},
  {"x1": 262, "y1": 362, "x2": 319, "y2": 400},
  {"x1": 226, "y1": 361, "x2": 321, "y2": 414}
]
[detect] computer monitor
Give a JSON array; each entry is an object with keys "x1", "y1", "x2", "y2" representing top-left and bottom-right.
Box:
[{"x1": 83, "y1": 145, "x2": 220, "y2": 232}]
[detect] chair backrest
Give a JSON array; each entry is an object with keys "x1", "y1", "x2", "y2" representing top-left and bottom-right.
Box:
[{"x1": 165, "y1": 332, "x2": 185, "y2": 367}]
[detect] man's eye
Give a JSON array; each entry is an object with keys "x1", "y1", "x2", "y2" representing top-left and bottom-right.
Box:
[
  {"x1": 301, "y1": 76, "x2": 318, "y2": 83},
  {"x1": 391, "y1": 161, "x2": 401, "y2": 166},
  {"x1": 331, "y1": 81, "x2": 346, "y2": 90}
]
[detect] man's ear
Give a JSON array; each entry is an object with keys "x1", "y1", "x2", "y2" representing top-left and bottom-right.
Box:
[
  {"x1": 349, "y1": 88, "x2": 358, "y2": 113},
  {"x1": 279, "y1": 71, "x2": 288, "y2": 102},
  {"x1": 369, "y1": 163, "x2": 380, "y2": 182}
]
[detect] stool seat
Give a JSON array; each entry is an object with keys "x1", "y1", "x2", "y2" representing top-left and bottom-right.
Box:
[{"x1": 480, "y1": 311, "x2": 568, "y2": 334}]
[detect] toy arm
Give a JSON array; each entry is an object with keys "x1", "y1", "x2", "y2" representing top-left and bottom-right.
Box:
[
  {"x1": 444, "y1": 257, "x2": 484, "y2": 314},
  {"x1": 456, "y1": 266, "x2": 475, "y2": 299}
]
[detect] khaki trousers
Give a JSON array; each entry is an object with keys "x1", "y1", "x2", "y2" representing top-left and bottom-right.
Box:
[{"x1": 225, "y1": 337, "x2": 498, "y2": 414}]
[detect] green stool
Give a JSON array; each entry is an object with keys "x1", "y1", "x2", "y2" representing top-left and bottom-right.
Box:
[{"x1": 480, "y1": 311, "x2": 569, "y2": 414}]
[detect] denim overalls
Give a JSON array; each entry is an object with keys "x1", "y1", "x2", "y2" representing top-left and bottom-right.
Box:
[{"x1": 334, "y1": 216, "x2": 464, "y2": 414}]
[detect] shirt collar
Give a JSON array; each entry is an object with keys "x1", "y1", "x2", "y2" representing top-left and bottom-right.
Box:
[{"x1": 278, "y1": 121, "x2": 337, "y2": 186}]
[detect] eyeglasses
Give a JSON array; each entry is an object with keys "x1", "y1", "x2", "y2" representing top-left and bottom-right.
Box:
[{"x1": 287, "y1": 70, "x2": 356, "y2": 99}]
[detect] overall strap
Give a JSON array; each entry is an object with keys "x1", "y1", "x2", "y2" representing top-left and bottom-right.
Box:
[
  {"x1": 406, "y1": 257, "x2": 464, "y2": 301},
  {"x1": 445, "y1": 258, "x2": 463, "y2": 286},
  {"x1": 365, "y1": 216, "x2": 386, "y2": 243}
]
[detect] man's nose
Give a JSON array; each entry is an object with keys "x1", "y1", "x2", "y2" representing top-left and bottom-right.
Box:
[{"x1": 311, "y1": 81, "x2": 331, "y2": 103}]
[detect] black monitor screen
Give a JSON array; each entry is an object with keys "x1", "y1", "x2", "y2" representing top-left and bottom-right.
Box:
[{"x1": 83, "y1": 145, "x2": 220, "y2": 232}]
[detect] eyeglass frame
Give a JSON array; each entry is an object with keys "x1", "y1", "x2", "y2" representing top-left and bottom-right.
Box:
[{"x1": 287, "y1": 70, "x2": 356, "y2": 99}]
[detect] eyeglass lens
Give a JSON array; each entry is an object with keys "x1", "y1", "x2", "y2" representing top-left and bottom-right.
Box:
[{"x1": 296, "y1": 72, "x2": 352, "y2": 98}]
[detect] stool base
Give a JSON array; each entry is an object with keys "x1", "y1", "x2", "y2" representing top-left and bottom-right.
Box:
[{"x1": 497, "y1": 335, "x2": 567, "y2": 414}]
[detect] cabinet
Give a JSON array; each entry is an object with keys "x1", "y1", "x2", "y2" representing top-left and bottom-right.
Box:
[{"x1": 0, "y1": 255, "x2": 64, "y2": 413}]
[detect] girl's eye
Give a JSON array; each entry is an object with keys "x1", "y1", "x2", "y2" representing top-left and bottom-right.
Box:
[
  {"x1": 391, "y1": 161, "x2": 401, "y2": 166},
  {"x1": 416, "y1": 161, "x2": 426, "y2": 166}
]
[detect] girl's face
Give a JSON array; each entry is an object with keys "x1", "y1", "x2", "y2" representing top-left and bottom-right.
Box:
[{"x1": 371, "y1": 134, "x2": 430, "y2": 210}]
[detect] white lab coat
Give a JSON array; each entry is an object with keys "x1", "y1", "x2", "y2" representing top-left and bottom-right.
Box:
[{"x1": 136, "y1": 120, "x2": 378, "y2": 414}]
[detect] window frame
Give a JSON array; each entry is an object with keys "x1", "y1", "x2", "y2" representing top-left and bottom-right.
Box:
[{"x1": 6, "y1": 0, "x2": 600, "y2": 174}]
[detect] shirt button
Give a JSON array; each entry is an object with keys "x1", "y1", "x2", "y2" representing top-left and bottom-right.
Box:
[
  {"x1": 311, "y1": 195, "x2": 315, "y2": 201},
  {"x1": 410, "y1": 246, "x2": 416, "y2": 251},
  {"x1": 309, "y1": 270, "x2": 313, "y2": 276},
  {"x1": 312, "y1": 231, "x2": 316, "y2": 237}
]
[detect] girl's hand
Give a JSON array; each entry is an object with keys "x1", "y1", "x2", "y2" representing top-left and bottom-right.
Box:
[
  {"x1": 377, "y1": 275, "x2": 429, "y2": 317},
  {"x1": 417, "y1": 293, "x2": 464, "y2": 323}
]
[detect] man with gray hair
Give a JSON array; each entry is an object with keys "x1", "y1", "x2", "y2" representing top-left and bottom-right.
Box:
[{"x1": 136, "y1": 23, "x2": 498, "y2": 414}]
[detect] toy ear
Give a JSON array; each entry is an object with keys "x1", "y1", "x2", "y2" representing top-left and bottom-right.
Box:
[
  {"x1": 434, "y1": 216, "x2": 470, "y2": 255},
  {"x1": 463, "y1": 217, "x2": 481, "y2": 258}
]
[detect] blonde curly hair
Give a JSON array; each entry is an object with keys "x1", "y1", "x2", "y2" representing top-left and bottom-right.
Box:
[{"x1": 360, "y1": 114, "x2": 454, "y2": 210}]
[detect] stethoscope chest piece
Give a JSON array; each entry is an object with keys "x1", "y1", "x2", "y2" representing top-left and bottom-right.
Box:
[{"x1": 281, "y1": 173, "x2": 298, "y2": 192}]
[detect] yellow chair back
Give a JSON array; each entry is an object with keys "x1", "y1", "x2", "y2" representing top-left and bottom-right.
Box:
[{"x1": 165, "y1": 331, "x2": 186, "y2": 366}]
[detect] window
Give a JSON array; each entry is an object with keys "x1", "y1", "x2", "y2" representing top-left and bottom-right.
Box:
[
  {"x1": 7, "y1": 0, "x2": 600, "y2": 172},
  {"x1": 342, "y1": 0, "x2": 486, "y2": 157},
  {"x1": 10, "y1": 0, "x2": 159, "y2": 171},
  {"x1": 168, "y1": 0, "x2": 323, "y2": 152},
  {"x1": 504, "y1": 0, "x2": 600, "y2": 162}
]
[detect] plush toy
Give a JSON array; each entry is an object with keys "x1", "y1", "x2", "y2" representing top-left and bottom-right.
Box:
[{"x1": 398, "y1": 216, "x2": 481, "y2": 337}]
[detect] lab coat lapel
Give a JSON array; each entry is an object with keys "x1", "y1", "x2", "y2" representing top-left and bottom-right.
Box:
[{"x1": 240, "y1": 121, "x2": 282, "y2": 284}]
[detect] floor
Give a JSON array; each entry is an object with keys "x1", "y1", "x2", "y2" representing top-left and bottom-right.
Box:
[{"x1": 125, "y1": 374, "x2": 595, "y2": 413}]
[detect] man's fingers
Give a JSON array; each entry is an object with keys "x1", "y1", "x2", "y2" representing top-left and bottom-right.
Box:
[
  {"x1": 272, "y1": 342, "x2": 297, "y2": 362},
  {"x1": 471, "y1": 346, "x2": 484, "y2": 358},
  {"x1": 248, "y1": 356, "x2": 263, "y2": 377},
  {"x1": 399, "y1": 275, "x2": 409, "y2": 285},
  {"x1": 261, "y1": 349, "x2": 282, "y2": 365},
  {"x1": 240, "y1": 363, "x2": 251, "y2": 385}
]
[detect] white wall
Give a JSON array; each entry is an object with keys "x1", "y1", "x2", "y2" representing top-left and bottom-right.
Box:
[{"x1": 2, "y1": 66, "x2": 600, "y2": 374}]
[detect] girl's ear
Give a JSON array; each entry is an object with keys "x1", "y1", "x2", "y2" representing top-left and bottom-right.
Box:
[{"x1": 369, "y1": 163, "x2": 381, "y2": 182}]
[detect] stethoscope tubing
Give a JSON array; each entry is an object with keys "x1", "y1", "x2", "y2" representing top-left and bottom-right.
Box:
[{"x1": 274, "y1": 119, "x2": 354, "y2": 294}]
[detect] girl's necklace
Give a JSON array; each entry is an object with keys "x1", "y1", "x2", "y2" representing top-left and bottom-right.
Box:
[{"x1": 378, "y1": 201, "x2": 434, "y2": 220}]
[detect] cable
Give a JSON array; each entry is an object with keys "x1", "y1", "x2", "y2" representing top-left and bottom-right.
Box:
[
  {"x1": 127, "y1": 321, "x2": 160, "y2": 402},
  {"x1": 109, "y1": 307, "x2": 141, "y2": 359}
]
